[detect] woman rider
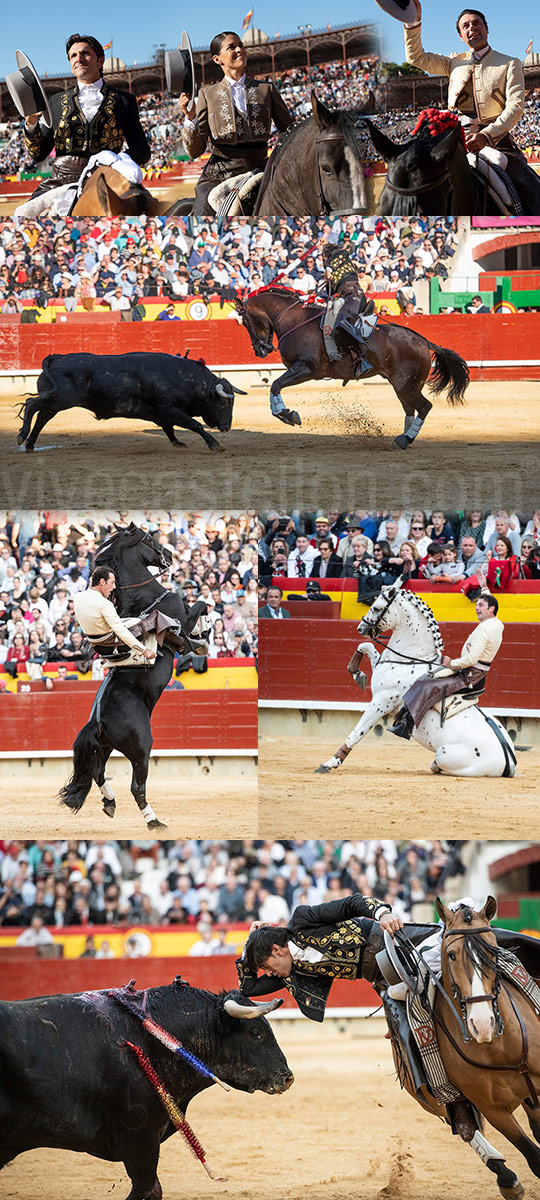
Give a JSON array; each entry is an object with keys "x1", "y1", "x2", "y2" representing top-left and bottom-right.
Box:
[{"x1": 179, "y1": 31, "x2": 293, "y2": 215}]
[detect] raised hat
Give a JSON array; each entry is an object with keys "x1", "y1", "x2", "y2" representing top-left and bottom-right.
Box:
[
  {"x1": 373, "y1": 0, "x2": 418, "y2": 22},
  {"x1": 376, "y1": 929, "x2": 421, "y2": 989},
  {"x1": 165, "y1": 32, "x2": 195, "y2": 105},
  {"x1": 6, "y1": 50, "x2": 52, "y2": 125}
]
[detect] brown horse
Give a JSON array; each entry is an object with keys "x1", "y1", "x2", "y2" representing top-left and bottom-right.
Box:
[
  {"x1": 235, "y1": 286, "x2": 469, "y2": 449},
  {"x1": 72, "y1": 165, "x2": 162, "y2": 217},
  {"x1": 388, "y1": 899, "x2": 540, "y2": 1199}
]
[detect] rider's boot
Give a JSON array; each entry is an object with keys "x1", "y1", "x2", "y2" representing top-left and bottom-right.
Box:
[
  {"x1": 389, "y1": 706, "x2": 414, "y2": 740},
  {"x1": 447, "y1": 1097, "x2": 477, "y2": 1142}
]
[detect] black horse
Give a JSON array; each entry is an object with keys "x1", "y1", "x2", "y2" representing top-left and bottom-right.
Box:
[
  {"x1": 364, "y1": 111, "x2": 519, "y2": 216},
  {"x1": 59, "y1": 524, "x2": 208, "y2": 830}
]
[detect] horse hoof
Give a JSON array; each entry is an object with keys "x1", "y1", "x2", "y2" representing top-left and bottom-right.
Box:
[
  {"x1": 17, "y1": 433, "x2": 25, "y2": 445},
  {"x1": 393, "y1": 434, "x2": 410, "y2": 450},
  {"x1": 102, "y1": 803, "x2": 116, "y2": 819},
  {"x1": 147, "y1": 818, "x2": 168, "y2": 830},
  {"x1": 499, "y1": 1185, "x2": 525, "y2": 1200},
  {"x1": 314, "y1": 764, "x2": 331, "y2": 774},
  {"x1": 276, "y1": 409, "x2": 301, "y2": 427},
  {"x1": 429, "y1": 760, "x2": 442, "y2": 774},
  {"x1": 24, "y1": 443, "x2": 35, "y2": 453}
]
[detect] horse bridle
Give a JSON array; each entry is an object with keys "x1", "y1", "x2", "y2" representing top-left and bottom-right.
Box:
[
  {"x1": 115, "y1": 531, "x2": 172, "y2": 590},
  {"x1": 443, "y1": 926, "x2": 504, "y2": 1037},
  {"x1": 360, "y1": 591, "x2": 440, "y2": 667},
  {"x1": 383, "y1": 168, "x2": 454, "y2": 215}
]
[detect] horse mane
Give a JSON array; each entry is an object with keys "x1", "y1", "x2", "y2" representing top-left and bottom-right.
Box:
[
  {"x1": 246, "y1": 283, "x2": 298, "y2": 301},
  {"x1": 411, "y1": 108, "x2": 467, "y2": 152},
  {"x1": 397, "y1": 589, "x2": 445, "y2": 656}
]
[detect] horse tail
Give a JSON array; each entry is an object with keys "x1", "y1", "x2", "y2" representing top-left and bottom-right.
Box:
[
  {"x1": 426, "y1": 343, "x2": 469, "y2": 406},
  {"x1": 58, "y1": 716, "x2": 102, "y2": 812}
]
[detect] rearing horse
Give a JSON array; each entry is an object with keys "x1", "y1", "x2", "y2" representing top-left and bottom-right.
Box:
[
  {"x1": 59, "y1": 524, "x2": 208, "y2": 830},
  {"x1": 236, "y1": 285, "x2": 469, "y2": 449}
]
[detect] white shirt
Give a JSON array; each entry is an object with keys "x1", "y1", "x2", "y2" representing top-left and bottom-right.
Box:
[
  {"x1": 77, "y1": 78, "x2": 104, "y2": 123},
  {"x1": 450, "y1": 616, "x2": 504, "y2": 671},
  {"x1": 287, "y1": 546, "x2": 317, "y2": 577}
]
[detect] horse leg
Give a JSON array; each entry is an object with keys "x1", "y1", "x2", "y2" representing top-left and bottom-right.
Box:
[
  {"x1": 315, "y1": 692, "x2": 401, "y2": 773},
  {"x1": 21, "y1": 406, "x2": 57, "y2": 451},
  {"x1": 392, "y1": 381, "x2": 433, "y2": 450},
  {"x1": 125, "y1": 731, "x2": 167, "y2": 831},
  {"x1": 269, "y1": 361, "x2": 313, "y2": 426},
  {"x1": 93, "y1": 745, "x2": 115, "y2": 818},
  {"x1": 481, "y1": 1105, "x2": 540, "y2": 1182},
  {"x1": 469, "y1": 1131, "x2": 524, "y2": 1199},
  {"x1": 524, "y1": 1097, "x2": 540, "y2": 1145}
]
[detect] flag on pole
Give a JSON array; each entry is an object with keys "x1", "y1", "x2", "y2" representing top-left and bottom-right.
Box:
[
  {"x1": 525, "y1": 37, "x2": 533, "y2": 55},
  {"x1": 275, "y1": 30, "x2": 280, "y2": 38},
  {"x1": 242, "y1": 9, "x2": 253, "y2": 30},
  {"x1": 103, "y1": 39, "x2": 113, "y2": 50}
]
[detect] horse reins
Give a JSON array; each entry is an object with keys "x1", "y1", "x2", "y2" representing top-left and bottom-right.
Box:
[{"x1": 432, "y1": 926, "x2": 540, "y2": 1108}]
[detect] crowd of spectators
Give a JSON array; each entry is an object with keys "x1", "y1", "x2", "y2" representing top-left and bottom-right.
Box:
[
  {"x1": 258, "y1": 508, "x2": 540, "y2": 602},
  {"x1": 0, "y1": 838, "x2": 467, "y2": 946},
  {"x1": 0, "y1": 511, "x2": 258, "y2": 685},
  {"x1": 0, "y1": 213, "x2": 462, "y2": 313}
]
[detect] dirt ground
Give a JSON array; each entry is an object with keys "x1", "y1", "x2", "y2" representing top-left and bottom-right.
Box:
[
  {"x1": 3, "y1": 1021, "x2": 539, "y2": 1200},
  {"x1": 2, "y1": 380, "x2": 539, "y2": 510},
  {"x1": 258, "y1": 734, "x2": 540, "y2": 840},
  {"x1": 0, "y1": 776, "x2": 257, "y2": 840}
]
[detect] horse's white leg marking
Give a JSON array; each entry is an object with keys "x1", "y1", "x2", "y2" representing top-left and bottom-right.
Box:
[
  {"x1": 321, "y1": 694, "x2": 401, "y2": 769},
  {"x1": 141, "y1": 803, "x2": 158, "y2": 824},
  {"x1": 100, "y1": 780, "x2": 115, "y2": 801}
]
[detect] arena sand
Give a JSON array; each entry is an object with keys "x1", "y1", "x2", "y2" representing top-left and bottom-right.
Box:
[
  {"x1": 2, "y1": 1021, "x2": 538, "y2": 1200},
  {"x1": 0, "y1": 776, "x2": 257, "y2": 839},
  {"x1": 1, "y1": 380, "x2": 539, "y2": 510},
  {"x1": 258, "y1": 735, "x2": 539, "y2": 839}
]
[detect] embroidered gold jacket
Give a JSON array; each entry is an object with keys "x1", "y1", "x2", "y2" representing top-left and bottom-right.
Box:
[
  {"x1": 404, "y1": 23, "x2": 524, "y2": 147},
  {"x1": 24, "y1": 84, "x2": 151, "y2": 164},
  {"x1": 182, "y1": 77, "x2": 293, "y2": 160},
  {"x1": 329, "y1": 249, "x2": 360, "y2": 292},
  {"x1": 236, "y1": 894, "x2": 389, "y2": 1021}
]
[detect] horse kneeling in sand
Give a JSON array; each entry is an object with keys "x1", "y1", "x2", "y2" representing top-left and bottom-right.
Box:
[{"x1": 315, "y1": 580, "x2": 516, "y2": 778}]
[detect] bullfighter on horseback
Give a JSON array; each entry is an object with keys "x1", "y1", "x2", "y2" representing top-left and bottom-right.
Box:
[
  {"x1": 74, "y1": 566, "x2": 157, "y2": 666},
  {"x1": 22, "y1": 34, "x2": 150, "y2": 200},
  {"x1": 403, "y1": 1, "x2": 540, "y2": 213},
  {"x1": 320, "y1": 241, "x2": 375, "y2": 375},
  {"x1": 390, "y1": 592, "x2": 503, "y2": 742}
]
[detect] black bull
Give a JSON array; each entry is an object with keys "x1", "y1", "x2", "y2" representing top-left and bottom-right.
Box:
[
  {"x1": 17, "y1": 353, "x2": 246, "y2": 452},
  {"x1": 0, "y1": 982, "x2": 293, "y2": 1200}
]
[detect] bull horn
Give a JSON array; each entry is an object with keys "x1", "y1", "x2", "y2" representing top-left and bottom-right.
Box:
[
  {"x1": 223, "y1": 997, "x2": 283, "y2": 1019},
  {"x1": 215, "y1": 383, "x2": 233, "y2": 399},
  {"x1": 230, "y1": 383, "x2": 247, "y2": 395}
]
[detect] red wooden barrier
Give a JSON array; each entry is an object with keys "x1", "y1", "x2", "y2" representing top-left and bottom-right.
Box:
[
  {"x1": 1, "y1": 314, "x2": 540, "y2": 375},
  {"x1": 270, "y1": 578, "x2": 540, "y2": 596},
  {"x1": 0, "y1": 950, "x2": 375, "y2": 1008},
  {"x1": 0, "y1": 688, "x2": 257, "y2": 752},
  {"x1": 259, "y1": 618, "x2": 540, "y2": 709}
]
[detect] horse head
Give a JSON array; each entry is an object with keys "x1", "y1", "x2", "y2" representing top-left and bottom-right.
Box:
[
  {"x1": 95, "y1": 524, "x2": 172, "y2": 595},
  {"x1": 436, "y1": 896, "x2": 500, "y2": 1044},
  {"x1": 357, "y1": 578, "x2": 405, "y2": 636},
  {"x1": 241, "y1": 295, "x2": 275, "y2": 357},
  {"x1": 311, "y1": 92, "x2": 371, "y2": 214},
  {"x1": 364, "y1": 112, "x2": 466, "y2": 215}
]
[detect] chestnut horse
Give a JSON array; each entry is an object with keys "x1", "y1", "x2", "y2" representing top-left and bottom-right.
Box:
[
  {"x1": 388, "y1": 899, "x2": 540, "y2": 1198},
  {"x1": 236, "y1": 286, "x2": 469, "y2": 449}
]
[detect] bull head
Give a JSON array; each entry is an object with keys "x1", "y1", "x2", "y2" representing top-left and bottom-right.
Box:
[{"x1": 223, "y1": 997, "x2": 283, "y2": 1019}]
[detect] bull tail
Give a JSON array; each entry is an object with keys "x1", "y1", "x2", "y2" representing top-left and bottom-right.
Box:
[
  {"x1": 426, "y1": 342, "x2": 469, "y2": 406},
  {"x1": 58, "y1": 717, "x2": 103, "y2": 812}
]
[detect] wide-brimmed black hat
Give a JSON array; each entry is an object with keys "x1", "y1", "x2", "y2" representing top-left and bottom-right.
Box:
[
  {"x1": 6, "y1": 50, "x2": 52, "y2": 125},
  {"x1": 373, "y1": 0, "x2": 419, "y2": 23},
  {"x1": 376, "y1": 930, "x2": 421, "y2": 988},
  {"x1": 165, "y1": 32, "x2": 195, "y2": 104}
]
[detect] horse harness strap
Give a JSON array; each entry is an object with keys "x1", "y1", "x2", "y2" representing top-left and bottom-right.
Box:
[
  {"x1": 384, "y1": 169, "x2": 450, "y2": 197},
  {"x1": 432, "y1": 989, "x2": 539, "y2": 1109}
]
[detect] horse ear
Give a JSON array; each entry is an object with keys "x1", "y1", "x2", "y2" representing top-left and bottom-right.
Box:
[
  {"x1": 363, "y1": 119, "x2": 400, "y2": 161},
  {"x1": 357, "y1": 90, "x2": 376, "y2": 116},
  {"x1": 311, "y1": 91, "x2": 334, "y2": 129},
  {"x1": 435, "y1": 896, "x2": 450, "y2": 923},
  {"x1": 480, "y1": 895, "x2": 498, "y2": 923},
  {"x1": 431, "y1": 124, "x2": 462, "y2": 164}
]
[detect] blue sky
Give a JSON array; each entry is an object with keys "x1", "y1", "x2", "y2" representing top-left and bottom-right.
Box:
[{"x1": 0, "y1": 0, "x2": 536, "y2": 78}]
